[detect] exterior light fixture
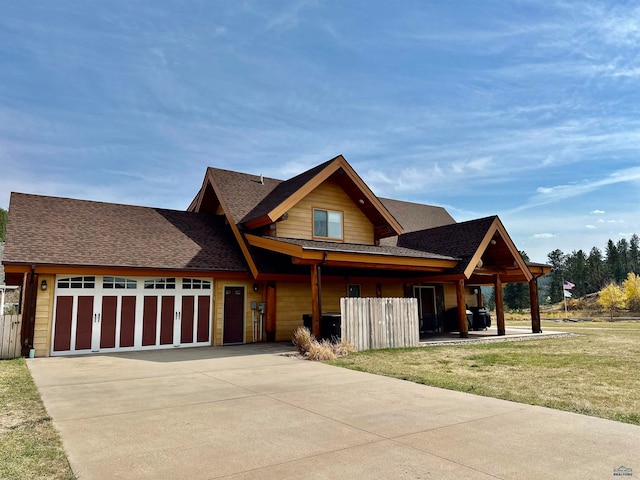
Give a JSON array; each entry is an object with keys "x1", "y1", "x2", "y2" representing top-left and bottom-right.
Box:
[
  {"x1": 41, "y1": 280, "x2": 48, "y2": 291},
  {"x1": 253, "y1": 284, "x2": 259, "y2": 292}
]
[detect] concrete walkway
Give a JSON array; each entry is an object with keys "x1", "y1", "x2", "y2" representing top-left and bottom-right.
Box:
[{"x1": 28, "y1": 345, "x2": 640, "y2": 480}]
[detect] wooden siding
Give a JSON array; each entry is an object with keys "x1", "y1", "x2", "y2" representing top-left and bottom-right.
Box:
[
  {"x1": 274, "y1": 279, "x2": 406, "y2": 342},
  {"x1": 33, "y1": 274, "x2": 55, "y2": 357},
  {"x1": 275, "y1": 178, "x2": 375, "y2": 245},
  {"x1": 213, "y1": 279, "x2": 265, "y2": 345},
  {"x1": 443, "y1": 283, "x2": 457, "y2": 310},
  {"x1": 275, "y1": 281, "x2": 311, "y2": 342},
  {"x1": 442, "y1": 283, "x2": 480, "y2": 310}
]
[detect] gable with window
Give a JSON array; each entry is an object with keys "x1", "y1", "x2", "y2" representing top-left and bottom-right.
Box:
[
  {"x1": 313, "y1": 209, "x2": 343, "y2": 240},
  {"x1": 274, "y1": 178, "x2": 375, "y2": 244}
]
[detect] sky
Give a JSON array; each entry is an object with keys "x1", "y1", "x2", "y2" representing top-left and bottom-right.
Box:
[{"x1": 1, "y1": 1, "x2": 640, "y2": 263}]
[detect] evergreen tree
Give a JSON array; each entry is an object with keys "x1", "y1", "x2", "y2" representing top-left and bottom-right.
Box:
[
  {"x1": 0, "y1": 207, "x2": 7, "y2": 242},
  {"x1": 617, "y1": 238, "x2": 630, "y2": 280},
  {"x1": 605, "y1": 239, "x2": 619, "y2": 282},
  {"x1": 547, "y1": 249, "x2": 566, "y2": 303},
  {"x1": 629, "y1": 234, "x2": 640, "y2": 274},
  {"x1": 587, "y1": 247, "x2": 606, "y2": 292},
  {"x1": 503, "y1": 251, "x2": 530, "y2": 310},
  {"x1": 565, "y1": 249, "x2": 587, "y2": 297}
]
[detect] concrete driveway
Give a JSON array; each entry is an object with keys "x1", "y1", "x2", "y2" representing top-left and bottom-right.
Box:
[{"x1": 29, "y1": 345, "x2": 640, "y2": 480}]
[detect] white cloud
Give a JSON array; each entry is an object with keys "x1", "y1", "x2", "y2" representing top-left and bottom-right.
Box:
[
  {"x1": 512, "y1": 166, "x2": 640, "y2": 212},
  {"x1": 590, "y1": 209, "x2": 605, "y2": 214},
  {"x1": 585, "y1": 225, "x2": 597, "y2": 229},
  {"x1": 532, "y1": 233, "x2": 556, "y2": 238}
]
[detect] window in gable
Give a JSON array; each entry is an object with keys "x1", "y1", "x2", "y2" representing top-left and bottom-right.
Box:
[{"x1": 313, "y1": 209, "x2": 343, "y2": 240}]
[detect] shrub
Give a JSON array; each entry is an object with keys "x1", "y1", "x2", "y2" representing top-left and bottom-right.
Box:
[
  {"x1": 291, "y1": 327, "x2": 356, "y2": 360},
  {"x1": 332, "y1": 339, "x2": 356, "y2": 357},
  {"x1": 292, "y1": 326, "x2": 313, "y2": 354},
  {"x1": 307, "y1": 340, "x2": 337, "y2": 361}
]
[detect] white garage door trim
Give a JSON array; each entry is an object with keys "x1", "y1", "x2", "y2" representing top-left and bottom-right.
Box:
[{"x1": 51, "y1": 275, "x2": 213, "y2": 356}]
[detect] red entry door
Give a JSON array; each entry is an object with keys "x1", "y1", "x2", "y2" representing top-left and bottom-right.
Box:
[{"x1": 223, "y1": 287, "x2": 244, "y2": 344}]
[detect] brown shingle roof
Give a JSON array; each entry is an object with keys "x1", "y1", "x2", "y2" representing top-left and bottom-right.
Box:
[
  {"x1": 240, "y1": 158, "x2": 335, "y2": 223},
  {"x1": 207, "y1": 163, "x2": 457, "y2": 237},
  {"x1": 3, "y1": 193, "x2": 248, "y2": 272},
  {"x1": 207, "y1": 167, "x2": 281, "y2": 224},
  {"x1": 379, "y1": 198, "x2": 456, "y2": 246},
  {"x1": 269, "y1": 236, "x2": 458, "y2": 261},
  {"x1": 397, "y1": 216, "x2": 497, "y2": 273}
]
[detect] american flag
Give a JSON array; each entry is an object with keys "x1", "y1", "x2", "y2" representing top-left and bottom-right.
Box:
[{"x1": 563, "y1": 280, "x2": 575, "y2": 290}]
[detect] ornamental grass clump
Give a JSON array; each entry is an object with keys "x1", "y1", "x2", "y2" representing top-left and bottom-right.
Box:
[
  {"x1": 292, "y1": 326, "x2": 313, "y2": 355},
  {"x1": 307, "y1": 339, "x2": 337, "y2": 361},
  {"x1": 291, "y1": 326, "x2": 355, "y2": 361}
]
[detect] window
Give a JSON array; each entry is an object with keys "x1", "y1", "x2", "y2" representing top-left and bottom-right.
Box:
[
  {"x1": 144, "y1": 278, "x2": 176, "y2": 289},
  {"x1": 347, "y1": 284, "x2": 361, "y2": 298},
  {"x1": 313, "y1": 209, "x2": 343, "y2": 240},
  {"x1": 57, "y1": 276, "x2": 95, "y2": 289},
  {"x1": 103, "y1": 277, "x2": 137, "y2": 289},
  {"x1": 182, "y1": 278, "x2": 211, "y2": 290}
]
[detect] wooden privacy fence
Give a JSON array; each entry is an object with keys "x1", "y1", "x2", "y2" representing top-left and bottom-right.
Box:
[
  {"x1": 0, "y1": 314, "x2": 22, "y2": 359},
  {"x1": 340, "y1": 297, "x2": 419, "y2": 351}
]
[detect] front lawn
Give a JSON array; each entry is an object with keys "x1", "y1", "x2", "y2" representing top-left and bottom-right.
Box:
[
  {"x1": 329, "y1": 320, "x2": 640, "y2": 425},
  {"x1": 0, "y1": 358, "x2": 75, "y2": 480}
]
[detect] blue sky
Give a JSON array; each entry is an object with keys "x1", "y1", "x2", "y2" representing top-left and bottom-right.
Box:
[{"x1": 1, "y1": 1, "x2": 640, "y2": 263}]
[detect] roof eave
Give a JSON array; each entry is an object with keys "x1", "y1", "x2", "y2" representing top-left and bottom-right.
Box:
[{"x1": 242, "y1": 155, "x2": 404, "y2": 236}]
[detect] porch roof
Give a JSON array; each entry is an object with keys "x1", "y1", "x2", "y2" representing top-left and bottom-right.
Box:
[{"x1": 245, "y1": 234, "x2": 459, "y2": 272}]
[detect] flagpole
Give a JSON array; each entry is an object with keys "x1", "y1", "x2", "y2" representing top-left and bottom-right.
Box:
[{"x1": 563, "y1": 278, "x2": 568, "y2": 318}]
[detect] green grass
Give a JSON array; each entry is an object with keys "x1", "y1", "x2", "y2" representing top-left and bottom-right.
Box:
[
  {"x1": 329, "y1": 320, "x2": 640, "y2": 425},
  {"x1": 0, "y1": 358, "x2": 76, "y2": 480}
]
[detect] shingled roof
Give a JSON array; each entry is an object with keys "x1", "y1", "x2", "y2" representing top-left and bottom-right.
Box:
[
  {"x1": 206, "y1": 162, "x2": 455, "y2": 234},
  {"x1": 3, "y1": 193, "x2": 248, "y2": 272},
  {"x1": 379, "y1": 198, "x2": 456, "y2": 246},
  {"x1": 206, "y1": 167, "x2": 281, "y2": 224},
  {"x1": 240, "y1": 158, "x2": 335, "y2": 223},
  {"x1": 397, "y1": 216, "x2": 498, "y2": 274},
  {"x1": 267, "y1": 236, "x2": 458, "y2": 261}
]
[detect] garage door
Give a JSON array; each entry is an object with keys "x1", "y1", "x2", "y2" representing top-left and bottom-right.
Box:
[{"x1": 51, "y1": 275, "x2": 212, "y2": 356}]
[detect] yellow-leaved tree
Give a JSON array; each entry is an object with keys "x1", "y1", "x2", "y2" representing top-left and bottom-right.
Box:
[
  {"x1": 597, "y1": 282, "x2": 626, "y2": 321},
  {"x1": 623, "y1": 272, "x2": 640, "y2": 311}
]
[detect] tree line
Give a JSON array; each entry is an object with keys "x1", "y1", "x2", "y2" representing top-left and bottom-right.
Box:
[
  {"x1": 546, "y1": 235, "x2": 640, "y2": 303},
  {"x1": 493, "y1": 236, "x2": 640, "y2": 310}
]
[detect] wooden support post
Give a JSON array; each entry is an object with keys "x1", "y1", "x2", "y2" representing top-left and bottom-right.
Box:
[
  {"x1": 265, "y1": 281, "x2": 276, "y2": 341},
  {"x1": 20, "y1": 271, "x2": 38, "y2": 357},
  {"x1": 494, "y1": 275, "x2": 505, "y2": 336},
  {"x1": 310, "y1": 264, "x2": 322, "y2": 339},
  {"x1": 529, "y1": 278, "x2": 541, "y2": 333},
  {"x1": 476, "y1": 287, "x2": 483, "y2": 307},
  {"x1": 456, "y1": 279, "x2": 468, "y2": 338}
]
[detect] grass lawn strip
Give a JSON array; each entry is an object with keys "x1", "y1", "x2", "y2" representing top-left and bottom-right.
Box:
[
  {"x1": 329, "y1": 320, "x2": 640, "y2": 426},
  {"x1": 0, "y1": 358, "x2": 76, "y2": 480}
]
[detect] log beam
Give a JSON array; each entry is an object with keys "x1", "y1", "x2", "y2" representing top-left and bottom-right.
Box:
[
  {"x1": 494, "y1": 274, "x2": 505, "y2": 336},
  {"x1": 456, "y1": 279, "x2": 468, "y2": 338},
  {"x1": 265, "y1": 281, "x2": 276, "y2": 341},
  {"x1": 529, "y1": 278, "x2": 542, "y2": 333},
  {"x1": 310, "y1": 264, "x2": 322, "y2": 338}
]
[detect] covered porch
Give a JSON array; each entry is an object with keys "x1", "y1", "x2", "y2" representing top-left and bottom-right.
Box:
[{"x1": 246, "y1": 217, "x2": 551, "y2": 342}]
